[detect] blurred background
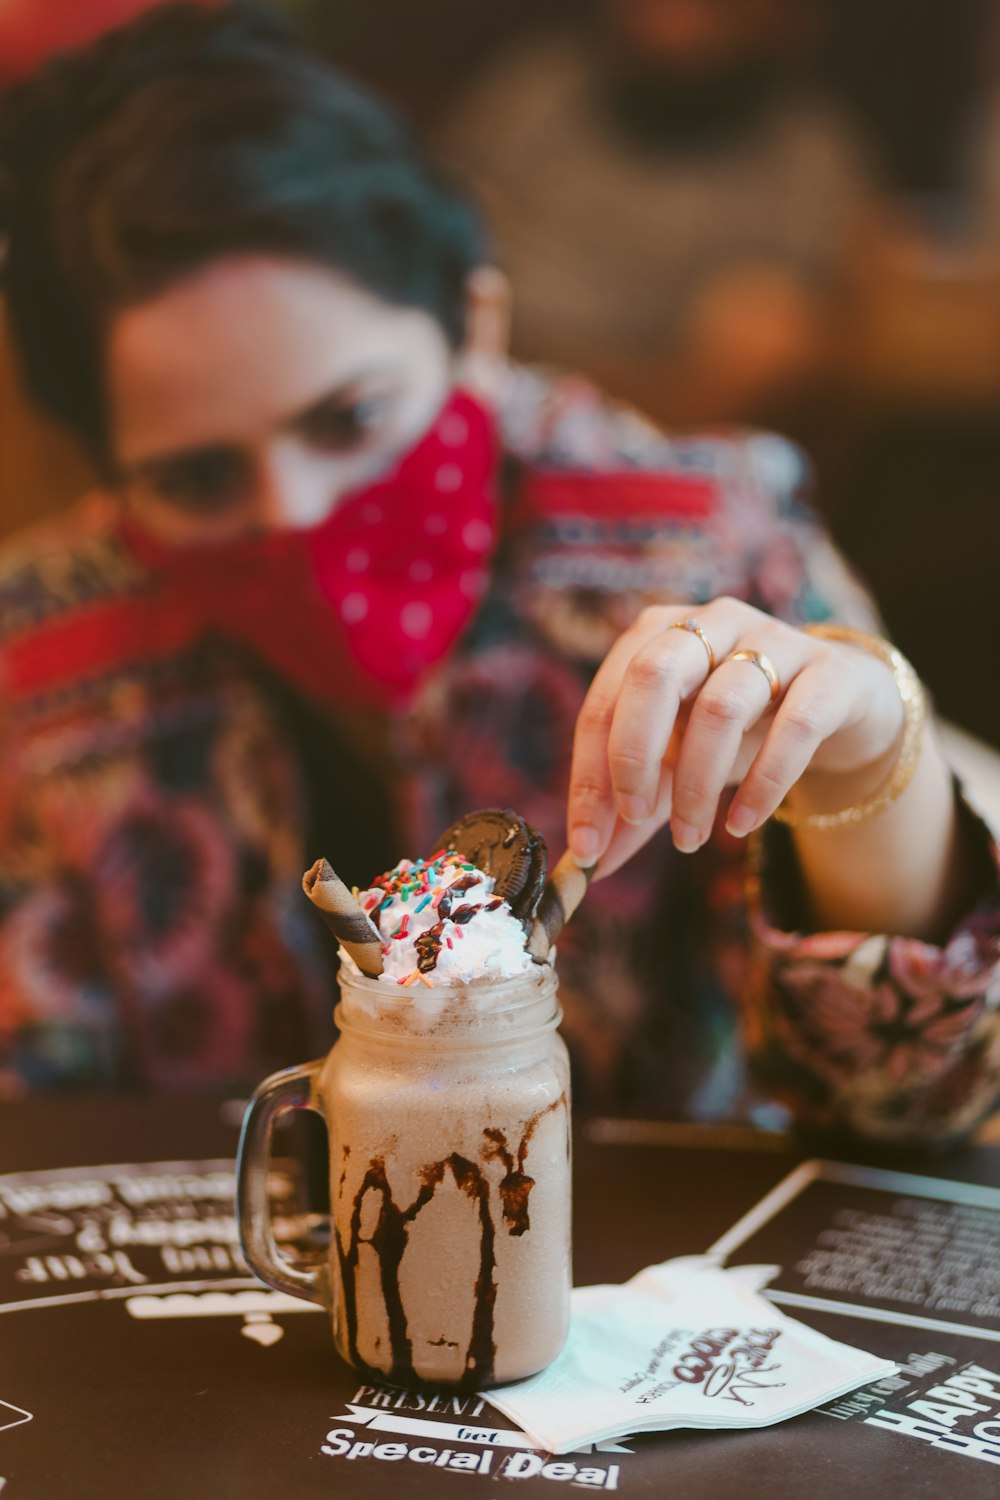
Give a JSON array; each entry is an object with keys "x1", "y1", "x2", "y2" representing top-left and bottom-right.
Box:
[{"x1": 3, "y1": 0, "x2": 1000, "y2": 744}]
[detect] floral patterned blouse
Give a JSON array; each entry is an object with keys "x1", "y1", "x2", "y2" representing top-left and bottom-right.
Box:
[{"x1": 1, "y1": 363, "x2": 998, "y2": 1144}]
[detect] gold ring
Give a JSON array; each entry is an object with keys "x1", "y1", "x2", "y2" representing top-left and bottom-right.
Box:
[
  {"x1": 668, "y1": 617, "x2": 715, "y2": 673},
  {"x1": 727, "y1": 649, "x2": 781, "y2": 703}
]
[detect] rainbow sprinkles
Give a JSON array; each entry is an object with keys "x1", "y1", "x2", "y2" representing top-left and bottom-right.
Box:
[{"x1": 349, "y1": 849, "x2": 534, "y2": 987}]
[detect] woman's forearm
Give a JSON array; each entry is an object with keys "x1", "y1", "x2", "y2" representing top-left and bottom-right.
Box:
[{"x1": 788, "y1": 727, "x2": 975, "y2": 942}]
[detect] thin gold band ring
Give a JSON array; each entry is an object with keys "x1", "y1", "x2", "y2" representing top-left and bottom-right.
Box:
[
  {"x1": 727, "y1": 648, "x2": 781, "y2": 703},
  {"x1": 668, "y1": 617, "x2": 715, "y2": 673}
]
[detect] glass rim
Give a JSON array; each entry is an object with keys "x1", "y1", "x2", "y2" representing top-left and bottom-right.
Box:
[
  {"x1": 334, "y1": 961, "x2": 560, "y2": 1048},
  {"x1": 333, "y1": 1000, "x2": 563, "y2": 1051},
  {"x1": 336, "y1": 961, "x2": 556, "y2": 1004}
]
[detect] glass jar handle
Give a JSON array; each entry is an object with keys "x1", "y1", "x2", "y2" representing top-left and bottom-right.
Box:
[{"x1": 236, "y1": 1060, "x2": 329, "y2": 1307}]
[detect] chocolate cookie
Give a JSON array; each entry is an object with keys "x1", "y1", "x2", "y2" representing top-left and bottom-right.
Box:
[{"x1": 434, "y1": 808, "x2": 548, "y2": 928}]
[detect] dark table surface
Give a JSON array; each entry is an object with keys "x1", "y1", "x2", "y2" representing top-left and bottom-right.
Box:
[{"x1": 0, "y1": 1097, "x2": 998, "y2": 1499}]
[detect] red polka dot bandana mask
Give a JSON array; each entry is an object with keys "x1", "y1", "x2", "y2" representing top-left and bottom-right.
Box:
[
  {"x1": 308, "y1": 388, "x2": 497, "y2": 705},
  {"x1": 152, "y1": 387, "x2": 498, "y2": 710},
  {"x1": 4, "y1": 390, "x2": 498, "y2": 713}
]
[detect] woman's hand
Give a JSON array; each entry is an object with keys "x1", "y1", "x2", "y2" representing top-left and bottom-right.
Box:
[{"x1": 567, "y1": 599, "x2": 905, "y2": 876}]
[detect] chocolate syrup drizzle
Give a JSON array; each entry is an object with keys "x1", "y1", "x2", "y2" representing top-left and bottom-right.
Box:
[
  {"x1": 413, "y1": 887, "x2": 504, "y2": 974},
  {"x1": 482, "y1": 1095, "x2": 565, "y2": 1237},
  {"x1": 335, "y1": 1094, "x2": 568, "y2": 1389}
]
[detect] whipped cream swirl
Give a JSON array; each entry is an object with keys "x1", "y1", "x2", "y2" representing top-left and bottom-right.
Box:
[{"x1": 343, "y1": 850, "x2": 535, "y2": 987}]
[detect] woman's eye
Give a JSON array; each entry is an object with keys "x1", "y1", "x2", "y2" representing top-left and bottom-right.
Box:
[
  {"x1": 146, "y1": 452, "x2": 248, "y2": 514},
  {"x1": 302, "y1": 394, "x2": 391, "y2": 451}
]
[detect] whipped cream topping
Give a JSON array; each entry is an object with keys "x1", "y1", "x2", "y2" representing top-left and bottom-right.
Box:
[{"x1": 343, "y1": 850, "x2": 535, "y2": 987}]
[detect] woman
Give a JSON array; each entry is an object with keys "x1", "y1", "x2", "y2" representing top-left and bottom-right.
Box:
[{"x1": 0, "y1": 3, "x2": 997, "y2": 1139}]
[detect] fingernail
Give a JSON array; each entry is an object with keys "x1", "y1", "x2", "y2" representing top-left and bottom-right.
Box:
[
  {"x1": 672, "y1": 819, "x2": 703, "y2": 853},
  {"x1": 617, "y1": 794, "x2": 652, "y2": 826},
  {"x1": 726, "y1": 805, "x2": 757, "y2": 839},
  {"x1": 570, "y1": 825, "x2": 602, "y2": 865}
]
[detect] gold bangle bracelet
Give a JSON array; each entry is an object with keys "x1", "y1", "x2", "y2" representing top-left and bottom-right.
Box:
[{"x1": 771, "y1": 624, "x2": 928, "y2": 831}]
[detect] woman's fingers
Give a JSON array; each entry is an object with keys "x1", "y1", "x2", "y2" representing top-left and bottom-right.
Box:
[
  {"x1": 567, "y1": 608, "x2": 681, "y2": 864},
  {"x1": 725, "y1": 660, "x2": 852, "y2": 836},
  {"x1": 591, "y1": 761, "x2": 675, "y2": 879},
  {"x1": 669, "y1": 628, "x2": 810, "y2": 850},
  {"x1": 605, "y1": 616, "x2": 739, "y2": 825},
  {"x1": 567, "y1": 599, "x2": 879, "y2": 868},
  {"x1": 569, "y1": 599, "x2": 748, "y2": 864}
]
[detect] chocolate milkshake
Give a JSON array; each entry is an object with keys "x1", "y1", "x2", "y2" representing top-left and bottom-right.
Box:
[
  {"x1": 323, "y1": 963, "x2": 570, "y2": 1388},
  {"x1": 238, "y1": 811, "x2": 589, "y2": 1390},
  {"x1": 324, "y1": 832, "x2": 572, "y2": 1388}
]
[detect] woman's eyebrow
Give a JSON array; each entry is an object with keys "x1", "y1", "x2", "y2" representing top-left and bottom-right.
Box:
[
  {"x1": 123, "y1": 442, "x2": 237, "y2": 483},
  {"x1": 120, "y1": 363, "x2": 402, "y2": 477},
  {"x1": 284, "y1": 365, "x2": 399, "y2": 429}
]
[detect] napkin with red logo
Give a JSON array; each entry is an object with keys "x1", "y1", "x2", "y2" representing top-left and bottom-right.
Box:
[{"x1": 486, "y1": 1256, "x2": 897, "y2": 1453}]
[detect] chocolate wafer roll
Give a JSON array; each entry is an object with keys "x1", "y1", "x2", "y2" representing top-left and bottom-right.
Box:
[
  {"x1": 527, "y1": 849, "x2": 597, "y2": 962},
  {"x1": 302, "y1": 858, "x2": 384, "y2": 978}
]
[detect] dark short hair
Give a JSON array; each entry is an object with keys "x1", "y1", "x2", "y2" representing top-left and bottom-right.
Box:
[{"x1": 0, "y1": 1, "x2": 484, "y2": 460}]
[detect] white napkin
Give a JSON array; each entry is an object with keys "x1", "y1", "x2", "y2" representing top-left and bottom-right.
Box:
[{"x1": 487, "y1": 1256, "x2": 897, "y2": 1453}]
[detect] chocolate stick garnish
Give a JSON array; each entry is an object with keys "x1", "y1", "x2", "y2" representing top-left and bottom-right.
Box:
[
  {"x1": 527, "y1": 850, "x2": 597, "y2": 962},
  {"x1": 303, "y1": 858, "x2": 384, "y2": 978}
]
